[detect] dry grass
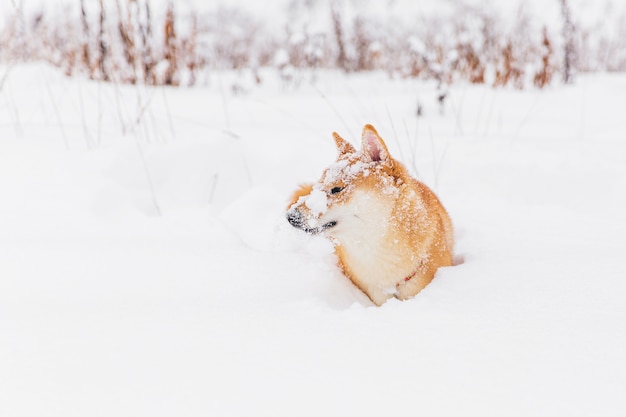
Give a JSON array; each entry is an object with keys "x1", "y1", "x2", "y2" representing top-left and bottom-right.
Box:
[{"x1": 0, "y1": 0, "x2": 623, "y2": 88}]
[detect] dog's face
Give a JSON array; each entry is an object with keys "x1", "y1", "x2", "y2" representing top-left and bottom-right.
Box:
[{"x1": 286, "y1": 125, "x2": 401, "y2": 240}]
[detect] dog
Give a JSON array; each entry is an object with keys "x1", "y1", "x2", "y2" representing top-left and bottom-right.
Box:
[{"x1": 286, "y1": 124, "x2": 454, "y2": 306}]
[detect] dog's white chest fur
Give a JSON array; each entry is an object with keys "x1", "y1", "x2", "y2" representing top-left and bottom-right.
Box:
[{"x1": 324, "y1": 190, "x2": 407, "y2": 303}]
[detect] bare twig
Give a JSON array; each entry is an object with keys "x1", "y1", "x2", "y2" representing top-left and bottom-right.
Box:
[
  {"x1": 0, "y1": 65, "x2": 14, "y2": 91},
  {"x1": 79, "y1": 0, "x2": 91, "y2": 72},
  {"x1": 41, "y1": 72, "x2": 70, "y2": 150},
  {"x1": 77, "y1": 78, "x2": 94, "y2": 149},
  {"x1": 132, "y1": 132, "x2": 162, "y2": 216},
  {"x1": 311, "y1": 83, "x2": 353, "y2": 142},
  {"x1": 98, "y1": 0, "x2": 109, "y2": 82}
]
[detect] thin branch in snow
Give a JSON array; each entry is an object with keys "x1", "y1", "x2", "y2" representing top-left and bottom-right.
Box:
[{"x1": 41, "y1": 71, "x2": 69, "y2": 150}]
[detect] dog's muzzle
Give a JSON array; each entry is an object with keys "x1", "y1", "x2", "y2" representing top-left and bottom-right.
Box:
[{"x1": 286, "y1": 209, "x2": 336, "y2": 234}]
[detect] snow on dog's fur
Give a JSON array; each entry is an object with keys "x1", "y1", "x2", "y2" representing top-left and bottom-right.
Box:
[{"x1": 286, "y1": 124, "x2": 454, "y2": 306}]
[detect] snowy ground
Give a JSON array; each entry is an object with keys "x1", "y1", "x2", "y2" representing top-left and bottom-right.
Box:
[{"x1": 1, "y1": 64, "x2": 626, "y2": 416}]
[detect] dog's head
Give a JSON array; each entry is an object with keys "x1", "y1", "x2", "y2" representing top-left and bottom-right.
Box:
[{"x1": 286, "y1": 124, "x2": 404, "y2": 239}]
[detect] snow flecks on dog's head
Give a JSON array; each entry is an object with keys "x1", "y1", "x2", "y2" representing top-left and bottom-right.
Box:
[
  {"x1": 321, "y1": 156, "x2": 370, "y2": 187},
  {"x1": 315, "y1": 125, "x2": 405, "y2": 203},
  {"x1": 287, "y1": 124, "x2": 409, "y2": 237},
  {"x1": 304, "y1": 186, "x2": 328, "y2": 216},
  {"x1": 288, "y1": 125, "x2": 405, "y2": 215},
  {"x1": 322, "y1": 125, "x2": 398, "y2": 191}
]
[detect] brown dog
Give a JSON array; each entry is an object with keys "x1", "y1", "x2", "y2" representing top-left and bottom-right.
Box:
[{"x1": 286, "y1": 125, "x2": 454, "y2": 305}]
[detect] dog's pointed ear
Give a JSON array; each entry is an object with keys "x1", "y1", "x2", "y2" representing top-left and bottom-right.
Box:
[
  {"x1": 332, "y1": 131, "x2": 356, "y2": 157},
  {"x1": 361, "y1": 124, "x2": 390, "y2": 163}
]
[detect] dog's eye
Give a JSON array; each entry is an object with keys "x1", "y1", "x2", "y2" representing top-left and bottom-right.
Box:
[{"x1": 329, "y1": 186, "x2": 344, "y2": 195}]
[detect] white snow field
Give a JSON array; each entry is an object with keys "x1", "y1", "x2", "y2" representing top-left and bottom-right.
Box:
[{"x1": 1, "y1": 64, "x2": 626, "y2": 417}]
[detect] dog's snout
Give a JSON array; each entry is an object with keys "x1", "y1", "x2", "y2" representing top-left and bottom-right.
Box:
[
  {"x1": 286, "y1": 210, "x2": 303, "y2": 229},
  {"x1": 287, "y1": 209, "x2": 336, "y2": 235}
]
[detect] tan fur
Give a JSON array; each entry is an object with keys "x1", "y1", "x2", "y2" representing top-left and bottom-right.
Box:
[
  {"x1": 286, "y1": 124, "x2": 454, "y2": 306},
  {"x1": 289, "y1": 183, "x2": 314, "y2": 205}
]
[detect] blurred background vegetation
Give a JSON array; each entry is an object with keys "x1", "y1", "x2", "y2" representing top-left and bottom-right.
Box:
[{"x1": 1, "y1": 0, "x2": 624, "y2": 88}]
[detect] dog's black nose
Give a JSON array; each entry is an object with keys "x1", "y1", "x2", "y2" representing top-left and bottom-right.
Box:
[{"x1": 286, "y1": 210, "x2": 303, "y2": 229}]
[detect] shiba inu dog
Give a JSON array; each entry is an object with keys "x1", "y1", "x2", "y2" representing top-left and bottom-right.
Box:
[{"x1": 286, "y1": 124, "x2": 454, "y2": 306}]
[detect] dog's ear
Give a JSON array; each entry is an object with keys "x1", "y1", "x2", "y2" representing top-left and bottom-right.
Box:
[
  {"x1": 361, "y1": 124, "x2": 391, "y2": 163},
  {"x1": 332, "y1": 132, "x2": 356, "y2": 157}
]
